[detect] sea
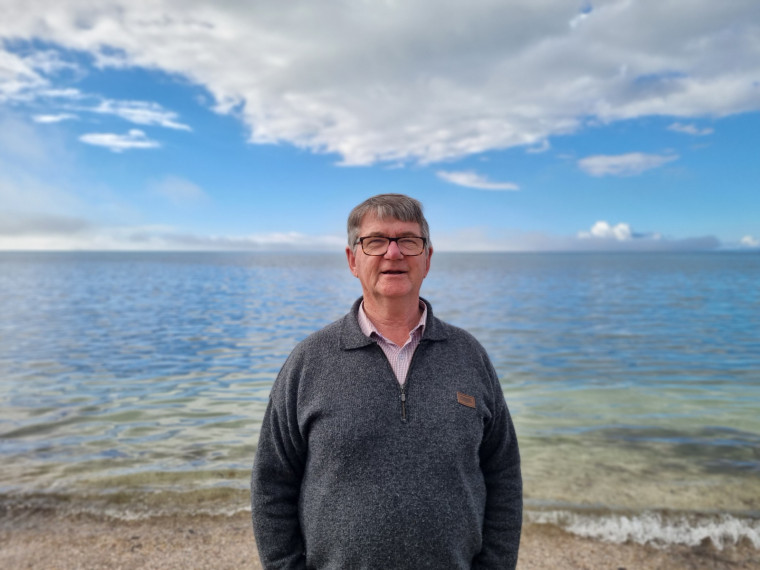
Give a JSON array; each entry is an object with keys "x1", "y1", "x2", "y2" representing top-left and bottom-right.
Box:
[{"x1": 1, "y1": 251, "x2": 759, "y2": 550}]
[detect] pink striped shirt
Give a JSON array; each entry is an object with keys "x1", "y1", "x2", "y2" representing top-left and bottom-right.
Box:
[{"x1": 357, "y1": 301, "x2": 427, "y2": 386}]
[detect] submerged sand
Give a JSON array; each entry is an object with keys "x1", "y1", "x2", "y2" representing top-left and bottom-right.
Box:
[{"x1": 1, "y1": 510, "x2": 758, "y2": 569}]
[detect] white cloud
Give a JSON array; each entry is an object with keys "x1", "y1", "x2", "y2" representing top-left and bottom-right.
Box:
[
  {"x1": 1, "y1": 0, "x2": 759, "y2": 164},
  {"x1": 740, "y1": 235, "x2": 759, "y2": 248},
  {"x1": 572, "y1": 220, "x2": 720, "y2": 251},
  {"x1": 437, "y1": 170, "x2": 519, "y2": 191},
  {"x1": 33, "y1": 113, "x2": 78, "y2": 123},
  {"x1": 668, "y1": 122, "x2": 714, "y2": 136},
  {"x1": 79, "y1": 129, "x2": 160, "y2": 152},
  {"x1": 578, "y1": 221, "x2": 635, "y2": 241},
  {"x1": 578, "y1": 152, "x2": 679, "y2": 177}
]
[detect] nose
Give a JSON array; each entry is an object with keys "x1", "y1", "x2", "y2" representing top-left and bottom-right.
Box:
[{"x1": 384, "y1": 239, "x2": 404, "y2": 259}]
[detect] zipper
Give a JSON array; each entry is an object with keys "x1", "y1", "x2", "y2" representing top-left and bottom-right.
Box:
[
  {"x1": 398, "y1": 341, "x2": 424, "y2": 423},
  {"x1": 372, "y1": 336, "x2": 425, "y2": 423}
]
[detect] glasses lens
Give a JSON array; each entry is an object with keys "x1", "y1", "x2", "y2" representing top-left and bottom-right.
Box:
[
  {"x1": 361, "y1": 237, "x2": 425, "y2": 255},
  {"x1": 397, "y1": 238, "x2": 424, "y2": 255},
  {"x1": 363, "y1": 237, "x2": 390, "y2": 255}
]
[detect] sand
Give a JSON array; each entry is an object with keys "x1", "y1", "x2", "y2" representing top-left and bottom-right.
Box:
[{"x1": 1, "y1": 510, "x2": 758, "y2": 570}]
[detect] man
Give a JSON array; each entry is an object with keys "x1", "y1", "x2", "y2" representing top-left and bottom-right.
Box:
[{"x1": 252, "y1": 194, "x2": 522, "y2": 569}]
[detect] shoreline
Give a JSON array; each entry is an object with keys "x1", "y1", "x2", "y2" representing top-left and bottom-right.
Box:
[{"x1": 1, "y1": 510, "x2": 758, "y2": 569}]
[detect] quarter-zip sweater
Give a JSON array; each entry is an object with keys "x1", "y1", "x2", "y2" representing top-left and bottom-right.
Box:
[{"x1": 251, "y1": 298, "x2": 522, "y2": 570}]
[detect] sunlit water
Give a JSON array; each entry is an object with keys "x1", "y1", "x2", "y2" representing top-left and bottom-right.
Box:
[{"x1": 1, "y1": 251, "x2": 759, "y2": 548}]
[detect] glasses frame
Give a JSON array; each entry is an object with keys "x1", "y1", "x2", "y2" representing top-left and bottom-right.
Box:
[{"x1": 356, "y1": 235, "x2": 428, "y2": 256}]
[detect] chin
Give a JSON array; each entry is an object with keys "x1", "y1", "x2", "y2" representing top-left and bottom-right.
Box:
[{"x1": 377, "y1": 285, "x2": 414, "y2": 298}]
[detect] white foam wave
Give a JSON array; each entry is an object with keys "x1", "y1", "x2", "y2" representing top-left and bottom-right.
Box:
[{"x1": 527, "y1": 509, "x2": 760, "y2": 550}]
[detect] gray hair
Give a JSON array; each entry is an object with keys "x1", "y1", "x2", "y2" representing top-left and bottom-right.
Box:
[{"x1": 347, "y1": 193, "x2": 431, "y2": 250}]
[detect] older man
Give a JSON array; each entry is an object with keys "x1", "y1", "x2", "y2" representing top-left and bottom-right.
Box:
[{"x1": 251, "y1": 194, "x2": 522, "y2": 569}]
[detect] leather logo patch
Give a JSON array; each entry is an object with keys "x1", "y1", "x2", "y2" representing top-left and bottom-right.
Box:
[{"x1": 457, "y1": 391, "x2": 476, "y2": 409}]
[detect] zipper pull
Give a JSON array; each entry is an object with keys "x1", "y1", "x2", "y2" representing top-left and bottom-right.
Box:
[{"x1": 400, "y1": 390, "x2": 407, "y2": 422}]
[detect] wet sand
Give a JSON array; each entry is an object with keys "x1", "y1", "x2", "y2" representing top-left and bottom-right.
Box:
[{"x1": 1, "y1": 510, "x2": 758, "y2": 569}]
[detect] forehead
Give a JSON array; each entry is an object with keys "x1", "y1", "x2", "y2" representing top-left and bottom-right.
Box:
[{"x1": 359, "y1": 213, "x2": 421, "y2": 235}]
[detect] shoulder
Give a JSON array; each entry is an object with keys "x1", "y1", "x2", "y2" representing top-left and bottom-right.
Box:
[
  {"x1": 285, "y1": 314, "x2": 347, "y2": 364},
  {"x1": 430, "y1": 316, "x2": 490, "y2": 356},
  {"x1": 421, "y1": 297, "x2": 485, "y2": 351},
  {"x1": 425, "y1": 314, "x2": 501, "y2": 389},
  {"x1": 269, "y1": 315, "x2": 348, "y2": 402}
]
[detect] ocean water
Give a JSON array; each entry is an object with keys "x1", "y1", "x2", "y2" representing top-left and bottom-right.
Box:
[{"x1": 1, "y1": 251, "x2": 759, "y2": 549}]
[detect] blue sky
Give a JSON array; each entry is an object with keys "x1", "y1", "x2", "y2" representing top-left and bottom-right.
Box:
[{"x1": 1, "y1": 0, "x2": 758, "y2": 251}]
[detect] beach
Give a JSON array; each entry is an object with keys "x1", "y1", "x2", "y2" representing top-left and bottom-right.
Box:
[{"x1": 2, "y1": 510, "x2": 758, "y2": 570}]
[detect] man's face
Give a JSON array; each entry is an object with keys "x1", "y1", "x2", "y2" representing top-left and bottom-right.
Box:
[{"x1": 346, "y1": 213, "x2": 432, "y2": 304}]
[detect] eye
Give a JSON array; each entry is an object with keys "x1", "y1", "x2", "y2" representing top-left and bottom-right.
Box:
[{"x1": 365, "y1": 237, "x2": 388, "y2": 248}]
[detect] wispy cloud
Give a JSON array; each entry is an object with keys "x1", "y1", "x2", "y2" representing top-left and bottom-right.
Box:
[
  {"x1": 150, "y1": 176, "x2": 208, "y2": 205},
  {"x1": 1, "y1": 48, "x2": 190, "y2": 131},
  {"x1": 79, "y1": 129, "x2": 160, "y2": 152},
  {"x1": 0, "y1": 211, "x2": 92, "y2": 236},
  {"x1": 22, "y1": 49, "x2": 81, "y2": 76},
  {"x1": 33, "y1": 113, "x2": 78, "y2": 123},
  {"x1": 741, "y1": 235, "x2": 759, "y2": 248},
  {"x1": 0, "y1": 221, "x2": 347, "y2": 252},
  {"x1": 668, "y1": 122, "x2": 714, "y2": 136},
  {"x1": 0, "y1": 49, "x2": 49, "y2": 102},
  {"x1": 114, "y1": 229, "x2": 346, "y2": 251},
  {"x1": 437, "y1": 170, "x2": 519, "y2": 191},
  {"x1": 526, "y1": 140, "x2": 551, "y2": 154},
  {"x1": 91, "y1": 100, "x2": 191, "y2": 131},
  {"x1": 578, "y1": 152, "x2": 679, "y2": 177}
]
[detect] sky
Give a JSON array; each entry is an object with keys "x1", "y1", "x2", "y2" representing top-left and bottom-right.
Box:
[{"x1": 1, "y1": 0, "x2": 759, "y2": 252}]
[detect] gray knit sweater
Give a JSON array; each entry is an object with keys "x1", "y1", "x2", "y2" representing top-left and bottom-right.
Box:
[{"x1": 251, "y1": 298, "x2": 522, "y2": 569}]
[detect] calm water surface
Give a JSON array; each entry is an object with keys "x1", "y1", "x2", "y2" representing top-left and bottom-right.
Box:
[{"x1": 1, "y1": 251, "x2": 759, "y2": 547}]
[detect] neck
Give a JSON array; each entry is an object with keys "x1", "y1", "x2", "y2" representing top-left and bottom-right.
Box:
[{"x1": 362, "y1": 296, "x2": 422, "y2": 346}]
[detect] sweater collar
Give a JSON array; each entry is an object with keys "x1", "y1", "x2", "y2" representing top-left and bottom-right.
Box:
[{"x1": 340, "y1": 296, "x2": 448, "y2": 350}]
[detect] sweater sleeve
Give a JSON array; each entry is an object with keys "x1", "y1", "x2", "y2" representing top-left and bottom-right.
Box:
[
  {"x1": 472, "y1": 357, "x2": 523, "y2": 570},
  {"x1": 251, "y1": 352, "x2": 308, "y2": 570}
]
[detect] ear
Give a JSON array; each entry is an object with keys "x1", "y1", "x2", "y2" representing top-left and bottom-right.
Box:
[
  {"x1": 346, "y1": 245, "x2": 359, "y2": 277},
  {"x1": 423, "y1": 245, "x2": 433, "y2": 278}
]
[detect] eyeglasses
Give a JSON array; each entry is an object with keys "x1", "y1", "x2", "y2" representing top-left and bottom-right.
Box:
[{"x1": 356, "y1": 236, "x2": 427, "y2": 256}]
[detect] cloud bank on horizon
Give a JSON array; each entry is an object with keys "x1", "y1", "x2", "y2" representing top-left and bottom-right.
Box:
[{"x1": 1, "y1": 0, "x2": 759, "y2": 251}]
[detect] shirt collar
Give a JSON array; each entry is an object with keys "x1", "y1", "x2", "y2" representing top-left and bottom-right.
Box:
[
  {"x1": 358, "y1": 300, "x2": 427, "y2": 343},
  {"x1": 341, "y1": 297, "x2": 447, "y2": 351}
]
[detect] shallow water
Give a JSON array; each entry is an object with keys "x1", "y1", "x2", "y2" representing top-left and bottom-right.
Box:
[{"x1": 1, "y1": 251, "x2": 759, "y2": 546}]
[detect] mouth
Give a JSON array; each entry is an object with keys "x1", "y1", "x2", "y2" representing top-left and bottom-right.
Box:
[{"x1": 381, "y1": 270, "x2": 407, "y2": 275}]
